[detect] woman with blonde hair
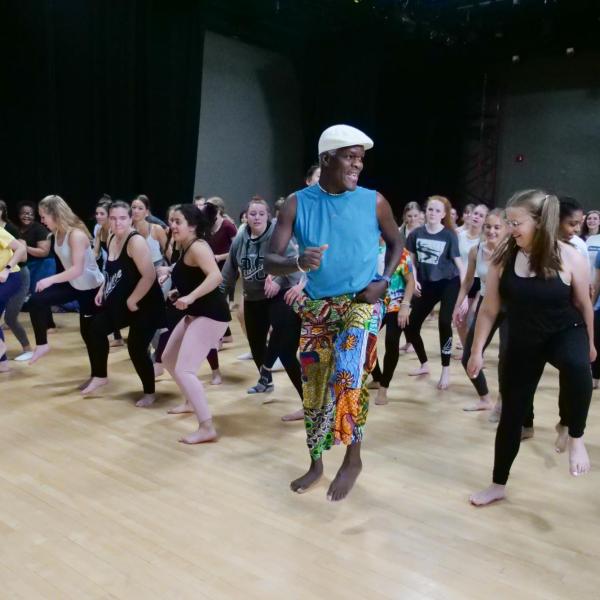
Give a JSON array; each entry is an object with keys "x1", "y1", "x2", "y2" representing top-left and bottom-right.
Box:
[
  {"x1": 468, "y1": 190, "x2": 594, "y2": 506},
  {"x1": 398, "y1": 201, "x2": 422, "y2": 247},
  {"x1": 405, "y1": 195, "x2": 465, "y2": 389},
  {"x1": 27, "y1": 195, "x2": 104, "y2": 370}
]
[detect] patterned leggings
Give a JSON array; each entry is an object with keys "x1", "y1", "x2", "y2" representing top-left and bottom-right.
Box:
[{"x1": 296, "y1": 295, "x2": 382, "y2": 460}]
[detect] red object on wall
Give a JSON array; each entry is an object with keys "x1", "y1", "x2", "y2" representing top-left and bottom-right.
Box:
[{"x1": 515, "y1": 154, "x2": 524, "y2": 162}]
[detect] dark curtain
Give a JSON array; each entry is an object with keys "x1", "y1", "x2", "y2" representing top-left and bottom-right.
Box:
[{"x1": 0, "y1": 0, "x2": 205, "y2": 221}]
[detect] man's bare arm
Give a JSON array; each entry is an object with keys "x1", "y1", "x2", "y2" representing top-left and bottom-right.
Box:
[
  {"x1": 377, "y1": 192, "x2": 403, "y2": 278},
  {"x1": 265, "y1": 194, "x2": 298, "y2": 275}
]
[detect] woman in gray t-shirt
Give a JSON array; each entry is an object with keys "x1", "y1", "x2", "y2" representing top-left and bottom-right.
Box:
[{"x1": 405, "y1": 195, "x2": 465, "y2": 390}]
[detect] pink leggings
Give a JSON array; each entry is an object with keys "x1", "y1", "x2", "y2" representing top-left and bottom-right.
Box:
[{"x1": 162, "y1": 315, "x2": 228, "y2": 423}]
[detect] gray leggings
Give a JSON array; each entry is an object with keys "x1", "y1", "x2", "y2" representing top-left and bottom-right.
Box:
[{"x1": 3, "y1": 266, "x2": 31, "y2": 350}]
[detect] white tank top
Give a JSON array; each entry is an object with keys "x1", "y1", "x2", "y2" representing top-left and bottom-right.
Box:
[
  {"x1": 475, "y1": 243, "x2": 490, "y2": 297},
  {"x1": 458, "y1": 230, "x2": 481, "y2": 266},
  {"x1": 144, "y1": 227, "x2": 163, "y2": 264},
  {"x1": 54, "y1": 230, "x2": 104, "y2": 291}
]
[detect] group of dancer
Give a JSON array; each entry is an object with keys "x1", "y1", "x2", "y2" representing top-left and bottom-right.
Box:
[{"x1": 0, "y1": 124, "x2": 595, "y2": 505}]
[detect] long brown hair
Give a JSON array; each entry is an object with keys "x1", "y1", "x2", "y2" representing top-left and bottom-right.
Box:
[
  {"x1": 492, "y1": 189, "x2": 561, "y2": 279},
  {"x1": 427, "y1": 195, "x2": 455, "y2": 229}
]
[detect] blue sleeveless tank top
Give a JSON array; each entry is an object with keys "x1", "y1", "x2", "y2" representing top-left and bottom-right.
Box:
[{"x1": 294, "y1": 184, "x2": 379, "y2": 299}]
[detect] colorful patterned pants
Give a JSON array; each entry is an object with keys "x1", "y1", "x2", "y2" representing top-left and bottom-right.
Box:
[{"x1": 296, "y1": 295, "x2": 383, "y2": 460}]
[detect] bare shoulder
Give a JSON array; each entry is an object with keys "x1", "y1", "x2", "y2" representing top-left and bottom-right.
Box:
[
  {"x1": 69, "y1": 228, "x2": 90, "y2": 246},
  {"x1": 559, "y1": 240, "x2": 585, "y2": 269}
]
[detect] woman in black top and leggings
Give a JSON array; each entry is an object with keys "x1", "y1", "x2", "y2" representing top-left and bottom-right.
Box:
[
  {"x1": 468, "y1": 190, "x2": 594, "y2": 506},
  {"x1": 87, "y1": 201, "x2": 165, "y2": 406},
  {"x1": 162, "y1": 204, "x2": 231, "y2": 444},
  {"x1": 405, "y1": 195, "x2": 465, "y2": 390}
]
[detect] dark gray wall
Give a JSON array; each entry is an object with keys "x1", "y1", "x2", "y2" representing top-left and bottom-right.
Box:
[
  {"x1": 194, "y1": 31, "x2": 304, "y2": 220},
  {"x1": 496, "y1": 54, "x2": 600, "y2": 209}
]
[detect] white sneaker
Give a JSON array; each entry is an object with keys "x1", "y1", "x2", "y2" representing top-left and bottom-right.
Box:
[
  {"x1": 14, "y1": 351, "x2": 34, "y2": 362},
  {"x1": 237, "y1": 351, "x2": 253, "y2": 360},
  {"x1": 271, "y1": 358, "x2": 285, "y2": 372}
]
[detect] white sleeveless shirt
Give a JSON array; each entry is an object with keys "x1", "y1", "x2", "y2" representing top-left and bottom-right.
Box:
[
  {"x1": 475, "y1": 243, "x2": 490, "y2": 297},
  {"x1": 54, "y1": 230, "x2": 104, "y2": 291}
]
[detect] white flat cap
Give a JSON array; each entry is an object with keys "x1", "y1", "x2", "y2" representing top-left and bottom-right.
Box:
[{"x1": 318, "y1": 124, "x2": 374, "y2": 155}]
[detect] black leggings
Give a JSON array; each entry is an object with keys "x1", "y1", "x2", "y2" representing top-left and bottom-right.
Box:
[
  {"x1": 405, "y1": 277, "x2": 460, "y2": 367},
  {"x1": 371, "y1": 312, "x2": 404, "y2": 388},
  {"x1": 244, "y1": 292, "x2": 303, "y2": 398},
  {"x1": 28, "y1": 282, "x2": 99, "y2": 372},
  {"x1": 493, "y1": 325, "x2": 592, "y2": 485},
  {"x1": 461, "y1": 299, "x2": 507, "y2": 397},
  {"x1": 89, "y1": 310, "x2": 156, "y2": 394}
]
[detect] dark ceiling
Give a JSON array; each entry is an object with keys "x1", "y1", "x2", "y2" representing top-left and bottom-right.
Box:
[{"x1": 204, "y1": 0, "x2": 600, "y2": 61}]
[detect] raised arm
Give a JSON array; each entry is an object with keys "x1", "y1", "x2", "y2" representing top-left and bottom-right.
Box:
[
  {"x1": 265, "y1": 194, "x2": 298, "y2": 275},
  {"x1": 356, "y1": 193, "x2": 402, "y2": 304}
]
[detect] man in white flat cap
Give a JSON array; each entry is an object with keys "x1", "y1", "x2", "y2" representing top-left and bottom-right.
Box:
[{"x1": 266, "y1": 124, "x2": 403, "y2": 501}]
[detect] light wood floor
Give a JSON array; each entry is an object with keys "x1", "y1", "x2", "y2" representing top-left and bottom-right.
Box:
[{"x1": 1, "y1": 311, "x2": 599, "y2": 599}]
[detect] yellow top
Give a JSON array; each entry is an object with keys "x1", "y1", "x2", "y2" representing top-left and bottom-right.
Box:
[{"x1": 0, "y1": 227, "x2": 21, "y2": 273}]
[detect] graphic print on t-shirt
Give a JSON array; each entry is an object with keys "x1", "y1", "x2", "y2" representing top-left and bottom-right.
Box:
[{"x1": 416, "y1": 238, "x2": 447, "y2": 265}]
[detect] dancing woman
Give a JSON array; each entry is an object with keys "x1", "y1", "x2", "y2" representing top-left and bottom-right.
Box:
[
  {"x1": 131, "y1": 196, "x2": 167, "y2": 267},
  {"x1": 28, "y1": 195, "x2": 104, "y2": 367},
  {"x1": 468, "y1": 190, "x2": 594, "y2": 506},
  {"x1": 221, "y1": 198, "x2": 304, "y2": 409},
  {"x1": 455, "y1": 204, "x2": 488, "y2": 352},
  {"x1": 405, "y1": 195, "x2": 465, "y2": 390},
  {"x1": 369, "y1": 246, "x2": 415, "y2": 404},
  {"x1": 453, "y1": 209, "x2": 508, "y2": 412},
  {"x1": 86, "y1": 201, "x2": 164, "y2": 403},
  {"x1": 0, "y1": 226, "x2": 27, "y2": 371},
  {"x1": 0, "y1": 201, "x2": 32, "y2": 361},
  {"x1": 161, "y1": 204, "x2": 231, "y2": 443}
]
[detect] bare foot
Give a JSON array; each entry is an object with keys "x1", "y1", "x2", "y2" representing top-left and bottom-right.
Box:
[
  {"x1": 555, "y1": 423, "x2": 569, "y2": 453},
  {"x1": 29, "y1": 344, "x2": 50, "y2": 365},
  {"x1": 135, "y1": 394, "x2": 156, "y2": 407},
  {"x1": 281, "y1": 408, "x2": 304, "y2": 422},
  {"x1": 290, "y1": 459, "x2": 323, "y2": 493},
  {"x1": 327, "y1": 458, "x2": 362, "y2": 502},
  {"x1": 179, "y1": 421, "x2": 218, "y2": 444},
  {"x1": 452, "y1": 351, "x2": 463, "y2": 361},
  {"x1": 463, "y1": 399, "x2": 493, "y2": 411},
  {"x1": 366, "y1": 379, "x2": 380, "y2": 390},
  {"x1": 488, "y1": 401, "x2": 502, "y2": 423},
  {"x1": 80, "y1": 377, "x2": 108, "y2": 396},
  {"x1": 77, "y1": 377, "x2": 92, "y2": 391},
  {"x1": 221, "y1": 335, "x2": 233, "y2": 344},
  {"x1": 437, "y1": 367, "x2": 450, "y2": 390},
  {"x1": 109, "y1": 338, "x2": 125, "y2": 348},
  {"x1": 167, "y1": 402, "x2": 194, "y2": 414},
  {"x1": 568, "y1": 436, "x2": 591, "y2": 476},
  {"x1": 409, "y1": 363, "x2": 430, "y2": 376},
  {"x1": 400, "y1": 343, "x2": 414, "y2": 353},
  {"x1": 521, "y1": 426, "x2": 534, "y2": 440},
  {"x1": 469, "y1": 483, "x2": 506, "y2": 506},
  {"x1": 0, "y1": 360, "x2": 10, "y2": 373},
  {"x1": 375, "y1": 387, "x2": 388, "y2": 405},
  {"x1": 210, "y1": 370, "x2": 222, "y2": 385},
  {"x1": 154, "y1": 363, "x2": 165, "y2": 378}
]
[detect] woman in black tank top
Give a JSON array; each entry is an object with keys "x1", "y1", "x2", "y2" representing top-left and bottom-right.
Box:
[
  {"x1": 466, "y1": 191, "x2": 594, "y2": 507},
  {"x1": 84, "y1": 201, "x2": 165, "y2": 406},
  {"x1": 161, "y1": 204, "x2": 231, "y2": 445}
]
